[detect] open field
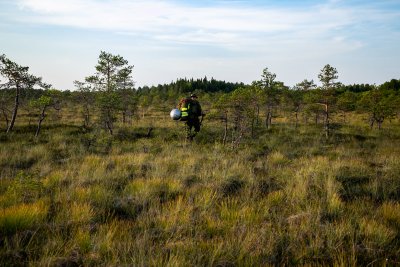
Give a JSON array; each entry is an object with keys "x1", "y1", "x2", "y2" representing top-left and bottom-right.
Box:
[{"x1": 1, "y1": 109, "x2": 400, "y2": 266}]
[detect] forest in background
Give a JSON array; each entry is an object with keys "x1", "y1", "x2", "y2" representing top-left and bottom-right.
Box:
[{"x1": 1, "y1": 52, "x2": 400, "y2": 266}]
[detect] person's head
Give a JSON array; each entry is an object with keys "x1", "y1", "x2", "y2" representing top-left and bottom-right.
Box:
[{"x1": 190, "y1": 93, "x2": 198, "y2": 99}]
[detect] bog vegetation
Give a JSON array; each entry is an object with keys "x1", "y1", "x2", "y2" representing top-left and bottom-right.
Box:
[{"x1": 1, "y1": 52, "x2": 400, "y2": 266}]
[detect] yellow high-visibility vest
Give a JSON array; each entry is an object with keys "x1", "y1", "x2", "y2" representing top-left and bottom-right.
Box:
[{"x1": 180, "y1": 104, "x2": 190, "y2": 120}]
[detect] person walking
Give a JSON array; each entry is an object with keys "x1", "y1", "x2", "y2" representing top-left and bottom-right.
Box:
[{"x1": 177, "y1": 93, "x2": 204, "y2": 141}]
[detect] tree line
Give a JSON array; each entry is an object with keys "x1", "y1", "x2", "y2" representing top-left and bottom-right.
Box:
[{"x1": 1, "y1": 52, "x2": 400, "y2": 140}]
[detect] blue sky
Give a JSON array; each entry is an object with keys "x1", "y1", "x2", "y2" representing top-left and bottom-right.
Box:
[{"x1": 1, "y1": 0, "x2": 399, "y2": 90}]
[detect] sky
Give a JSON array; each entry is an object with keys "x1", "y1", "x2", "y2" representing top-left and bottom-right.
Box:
[{"x1": 0, "y1": 0, "x2": 399, "y2": 90}]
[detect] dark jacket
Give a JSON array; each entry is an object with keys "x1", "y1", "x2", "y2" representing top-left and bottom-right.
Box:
[{"x1": 189, "y1": 99, "x2": 202, "y2": 118}]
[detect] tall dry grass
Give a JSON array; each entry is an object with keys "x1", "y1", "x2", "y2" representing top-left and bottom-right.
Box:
[{"x1": 0, "y1": 110, "x2": 400, "y2": 266}]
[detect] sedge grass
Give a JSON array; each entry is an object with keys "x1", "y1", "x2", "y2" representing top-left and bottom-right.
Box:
[{"x1": 0, "y1": 114, "x2": 400, "y2": 265}]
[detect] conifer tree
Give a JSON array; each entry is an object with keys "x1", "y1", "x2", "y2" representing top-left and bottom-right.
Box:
[
  {"x1": 0, "y1": 54, "x2": 48, "y2": 133},
  {"x1": 318, "y1": 64, "x2": 340, "y2": 137},
  {"x1": 84, "y1": 51, "x2": 134, "y2": 135}
]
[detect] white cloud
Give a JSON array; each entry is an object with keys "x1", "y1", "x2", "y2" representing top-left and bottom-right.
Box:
[
  {"x1": 4, "y1": 0, "x2": 399, "y2": 89},
  {"x1": 14, "y1": 0, "x2": 371, "y2": 47}
]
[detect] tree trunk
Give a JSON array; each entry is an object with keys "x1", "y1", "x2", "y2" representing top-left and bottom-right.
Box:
[
  {"x1": 222, "y1": 111, "x2": 228, "y2": 146},
  {"x1": 106, "y1": 121, "x2": 113, "y2": 135},
  {"x1": 256, "y1": 105, "x2": 260, "y2": 125},
  {"x1": 106, "y1": 108, "x2": 113, "y2": 135},
  {"x1": 122, "y1": 111, "x2": 126, "y2": 124},
  {"x1": 265, "y1": 110, "x2": 272, "y2": 129},
  {"x1": 324, "y1": 103, "x2": 329, "y2": 138},
  {"x1": 268, "y1": 112, "x2": 272, "y2": 127},
  {"x1": 6, "y1": 86, "x2": 20, "y2": 134},
  {"x1": 370, "y1": 117, "x2": 374, "y2": 129},
  {"x1": 129, "y1": 111, "x2": 133, "y2": 125},
  {"x1": 84, "y1": 105, "x2": 90, "y2": 127},
  {"x1": 377, "y1": 118, "x2": 383, "y2": 130},
  {"x1": 85, "y1": 113, "x2": 90, "y2": 127},
  {"x1": 232, "y1": 129, "x2": 243, "y2": 149},
  {"x1": 35, "y1": 106, "x2": 47, "y2": 137},
  {"x1": 251, "y1": 118, "x2": 255, "y2": 138}
]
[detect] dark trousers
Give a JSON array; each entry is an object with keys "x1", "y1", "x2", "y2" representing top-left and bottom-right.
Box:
[{"x1": 186, "y1": 117, "x2": 201, "y2": 139}]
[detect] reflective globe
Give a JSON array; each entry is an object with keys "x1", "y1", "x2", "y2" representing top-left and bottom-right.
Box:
[{"x1": 170, "y1": 108, "x2": 181, "y2": 120}]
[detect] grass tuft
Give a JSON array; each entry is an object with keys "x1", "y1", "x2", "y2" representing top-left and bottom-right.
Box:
[
  {"x1": 218, "y1": 176, "x2": 246, "y2": 197},
  {"x1": 0, "y1": 199, "x2": 48, "y2": 235},
  {"x1": 182, "y1": 175, "x2": 200, "y2": 188},
  {"x1": 380, "y1": 202, "x2": 400, "y2": 228}
]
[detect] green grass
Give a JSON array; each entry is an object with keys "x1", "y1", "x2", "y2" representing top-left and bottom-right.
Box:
[
  {"x1": 0, "y1": 200, "x2": 48, "y2": 235},
  {"x1": 1, "y1": 113, "x2": 400, "y2": 266}
]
